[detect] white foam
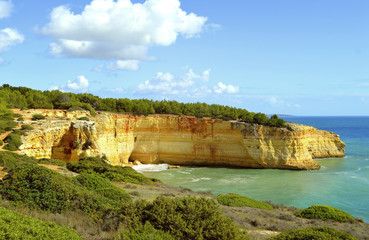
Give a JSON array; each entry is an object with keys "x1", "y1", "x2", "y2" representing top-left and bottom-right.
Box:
[
  {"x1": 133, "y1": 164, "x2": 169, "y2": 172},
  {"x1": 191, "y1": 177, "x2": 211, "y2": 182}
]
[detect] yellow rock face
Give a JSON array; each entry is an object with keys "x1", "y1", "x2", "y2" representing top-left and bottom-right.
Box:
[{"x1": 19, "y1": 110, "x2": 345, "y2": 170}]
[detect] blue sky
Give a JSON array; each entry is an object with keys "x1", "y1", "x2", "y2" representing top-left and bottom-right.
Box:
[{"x1": 1, "y1": 0, "x2": 369, "y2": 116}]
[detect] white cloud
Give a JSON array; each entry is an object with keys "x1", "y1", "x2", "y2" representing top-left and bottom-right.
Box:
[
  {"x1": 107, "y1": 60, "x2": 139, "y2": 71},
  {"x1": 136, "y1": 68, "x2": 240, "y2": 97},
  {"x1": 110, "y1": 87, "x2": 124, "y2": 93},
  {"x1": 41, "y1": 0, "x2": 207, "y2": 63},
  {"x1": 0, "y1": 0, "x2": 12, "y2": 19},
  {"x1": 138, "y1": 72, "x2": 193, "y2": 95},
  {"x1": 50, "y1": 75, "x2": 90, "y2": 93},
  {"x1": 213, "y1": 82, "x2": 239, "y2": 94},
  {"x1": 0, "y1": 28, "x2": 24, "y2": 52}
]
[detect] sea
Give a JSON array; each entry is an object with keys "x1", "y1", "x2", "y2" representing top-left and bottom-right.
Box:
[{"x1": 134, "y1": 117, "x2": 369, "y2": 222}]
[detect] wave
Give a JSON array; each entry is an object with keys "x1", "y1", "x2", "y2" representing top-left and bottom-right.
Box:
[
  {"x1": 191, "y1": 177, "x2": 211, "y2": 182},
  {"x1": 133, "y1": 164, "x2": 170, "y2": 172}
]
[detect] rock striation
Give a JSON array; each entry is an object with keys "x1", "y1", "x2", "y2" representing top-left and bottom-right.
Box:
[{"x1": 19, "y1": 110, "x2": 345, "y2": 170}]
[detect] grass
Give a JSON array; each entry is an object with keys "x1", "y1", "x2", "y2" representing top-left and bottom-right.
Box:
[
  {"x1": 270, "y1": 227, "x2": 358, "y2": 240},
  {"x1": 0, "y1": 207, "x2": 82, "y2": 240},
  {"x1": 216, "y1": 193, "x2": 274, "y2": 210},
  {"x1": 295, "y1": 205, "x2": 355, "y2": 222}
]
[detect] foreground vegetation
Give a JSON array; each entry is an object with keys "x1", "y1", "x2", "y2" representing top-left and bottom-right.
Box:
[
  {"x1": 0, "y1": 153, "x2": 249, "y2": 239},
  {"x1": 270, "y1": 227, "x2": 358, "y2": 240},
  {"x1": 0, "y1": 207, "x2": 81, "y2": 240},
  {"x1": 216, "y1": 193, "x2": 274, "y2": 210},
  {"x1": 295, "y1": 205, "x2": 355, "y2": 223},
  {"x1": 0, "y1": 84, "x2": 287, "y2": 127}
]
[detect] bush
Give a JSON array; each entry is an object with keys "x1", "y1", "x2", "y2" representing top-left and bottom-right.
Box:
[
  {"x1": 216, "y1": 193, "x2": 273, "y2": 210},
  {"x1": 17, "y1": 117, "x2": 24, "y2": 121},
  {"x1": 142, "y1": 196, "x2": 248, "y2": 240},
  {"x1": 37, "y1": 158, "x2": 66, "y2": 167},
  {"x1": 3, "y1": 143, "x2": 18, "y2": 151},
  {"x1": 0, "y1": 164, "x2": 113, "y2": 215},
  {"x1": 3, "y1": 132, "x2": 23, "y2": 151},
  {"x1": 295, "y1": 205, "x2": 355, "y2": 222},
  {"x1": 78, "y1": 116, "x2": 90, "y2": 121},
  {"x1": 0, "y1": 207, "x2": 82, "y2": 240},
  {"x1": 68, "y1": 106, "x2": 84, "y2": 111},
  {"x1": 0, "y1": 139, "x2": 3, "y2": 146},
  {"x1": 270, "y1": 227, "x2": 358, "y2": 240},
  {"x1": 115, "y1": 222, "x2": 175, "y2": 240},
  {"x1": 74, "y1": 173, "x2": 131, "y2": 202},
  {"x1": 21, "y1": 124, "x2": 34, "y2": 130},
  {"x1": 286, "y1": 124, "x2": 294, "y2": 131},
  {"x1": 0, "y1": 151, "x2": 37, "y2": 169},
  {"x1": 32, "y1": 114, "x2": 46, "y2": 120},
  {"x1": 67, "y1": 157, "x2": 159, "y2": 185}
]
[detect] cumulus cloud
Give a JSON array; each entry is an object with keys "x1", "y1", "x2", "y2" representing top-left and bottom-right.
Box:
[
  {"x1": 107, "y1": 60, "x2": 139, "y2": 71},
  {"x1": 41, "y1": 0, "x2": 207, "y2": 63},
  {"x1": 213, "y1": 82, "x2": 239, "y2": 94},
  {"x1": 49, "y1": 75, "x2": 90, "y2": 93},
  {"x1": 136, "y1": 68, "x2": 239, "y2": 97},
  {"x1": 138, "y1": 72, "x2": 194, "y2": 95},
  {"x1": 0, "y1": 2, "x2": 24, "y2": 61},
  {"x1": 0, "y1": 28, "x2": 24, "y2": 52},
  {"x1": 0, "y1": 0, "x2": 12, "y2": 19}
]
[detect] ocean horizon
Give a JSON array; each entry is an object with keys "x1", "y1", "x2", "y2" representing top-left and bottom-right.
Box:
[{"x1": 136, "y1": 116, "x2": 369, "y2": 222}]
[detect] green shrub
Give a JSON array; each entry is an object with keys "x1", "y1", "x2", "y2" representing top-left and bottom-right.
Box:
[
  {"x1": 0, "y1": 139, "x2": 3, "y2": 146},
  {"x1": 78, "y1": 116, "x2": 90, "y2": 121},
  {"x1": 12, "y1": 129, "x2": 26, "y2": 136},
  {"x1": 0, "y1": 164, "x2": 112, "y2": 215},
  {"x1": 141, "y1": 196, "x2": 248, "y2": 240},
  {"x1": 3, "y1": 132, "x2": 23, "y2": 151},
  {"x1": 68, "y1": 106, "x2": 84, "y2": 111},
  {"x1": 37, "y1": 158, "x2": 66, "y2": 167},
  {"x1": 0, "y1": 151, "x2": 37, "y2": 169},
  {"x1": 115, "y1": 222, "x2": 175, "y2": 240},
  {"x1": 21, "y1": 124, "x2": 34, "y2": 130},
  {"x1": 17, "y1": 117, "x2": 24, "y2": 121},
  {"x1": 0, "y1": 207, "x2": 82, "y2": 240},
  {"x1": 286, "y1": 124, "x2": 294, "y2": 131},
  {"x1": 32, "y1": 114, "x2": 46, "y2": 120},
  {"x1": 3, "y1": 143, "x2": 18, "y2": 151},
  {"x1": 67, "y1": 157, "x2": 159, "y2": 184},
  {"x1": 295, "y1": 205, "x2": 355, "y2": 222},
  {"x1": 74, "y1": 173, "x2": 131, "y2": 202},
  {"x1": 216, "y1": 193, "x2": 273, "y2": 210},
  {"x1": 0, "y1": 107, "x2": 17, "y2": 133},
  {"x1": 269, "y1": 227, "x2": 358, "y2": 240}
]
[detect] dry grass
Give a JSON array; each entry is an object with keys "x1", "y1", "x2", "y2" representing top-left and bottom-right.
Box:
[{"x1": 221, "y1": 204, "x2": 369, "y2": 240}]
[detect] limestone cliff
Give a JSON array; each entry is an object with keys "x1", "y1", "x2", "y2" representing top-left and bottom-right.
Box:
[{"x1": 18, "y1": 110, "x2": 345, "y2": 170}]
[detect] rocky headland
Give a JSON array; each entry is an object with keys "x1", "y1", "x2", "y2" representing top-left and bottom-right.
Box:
[{"x1": 17, "y1": 109, "x2": 345, "y2": 170}]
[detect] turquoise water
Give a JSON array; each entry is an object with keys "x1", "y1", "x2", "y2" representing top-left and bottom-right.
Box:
[{"x1": 138, "y1": 117, "x2": 369, "y2": 222}]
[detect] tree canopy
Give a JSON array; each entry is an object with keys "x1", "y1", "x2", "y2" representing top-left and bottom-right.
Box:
[{"x1": 0, "y1": 84, "x2": 287, "y2": 127}]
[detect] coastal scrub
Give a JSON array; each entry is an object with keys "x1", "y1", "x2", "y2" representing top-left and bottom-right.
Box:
[
  {"x1": 295, "y1": 205, "x2": 355, "y2": 222},
  {"x1": 216, "y1": 193, "x2": 273, "y2": 210}
]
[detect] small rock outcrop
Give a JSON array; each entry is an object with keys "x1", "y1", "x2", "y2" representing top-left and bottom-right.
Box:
[{"x1": 19, "y1": 110, "x2": 345, "y2": 170}]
